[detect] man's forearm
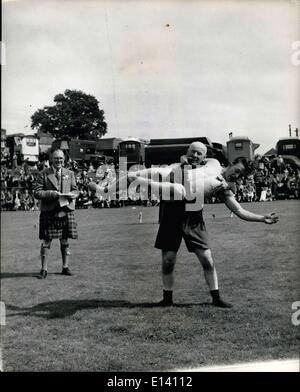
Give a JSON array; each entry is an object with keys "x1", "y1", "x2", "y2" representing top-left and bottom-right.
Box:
[
  {"x1": 225, "y1": 196, "x2": 265, "y2": 222},
  {"x1": 232, "y1": 208, "x2": 265, "y2": 222},
  {"x1": 34, "y1": 182, "x2": 59, "y2": 200},
  {"x1": 134, "y1": 176, "x2": 186, "y2": 200}
]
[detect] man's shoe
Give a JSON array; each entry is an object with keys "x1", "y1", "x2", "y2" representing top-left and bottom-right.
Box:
[
  {"x1": 155, "y1": 298, "x2": 173, "y2": 307},
  {"x1": 61, "y1": 267, "x2": 73, "y2": 276},
  {"x1": 40, "y1": 269, "x2": 47, "y2": 279},
  {"x1": 212, "y1": 298, "x2": 233, "y2": 308}
]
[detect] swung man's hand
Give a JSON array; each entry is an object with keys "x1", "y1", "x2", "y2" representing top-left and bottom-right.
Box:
[{"x1": 263, "y1": 212, "x2": 279, "y2": 224}]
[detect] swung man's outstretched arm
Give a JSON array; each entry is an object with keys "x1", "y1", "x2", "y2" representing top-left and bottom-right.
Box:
[{"x1": 224, "y1": 193, "x2": 279, "y2": 224}]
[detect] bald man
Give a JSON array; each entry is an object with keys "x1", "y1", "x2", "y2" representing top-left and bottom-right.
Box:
[
  {"x1": 89, "y1": 142, "x2": 278, "y2": 307},
  {"x1": 89, "y1": 142, "x2": 232, "y2": 306},
  {"x1": 153, "y1": 141, "x2": 235, "y2": 307},
  {"x1": 153, "y1": 151, "x2": 278, "y2": 308}
]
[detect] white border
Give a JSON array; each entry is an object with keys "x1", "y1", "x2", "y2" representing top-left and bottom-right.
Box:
[{"x1": 173, "y1": 359, "x2": 299, "y2": 372}]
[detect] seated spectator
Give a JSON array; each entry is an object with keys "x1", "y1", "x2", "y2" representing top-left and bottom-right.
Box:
[
  {"x1": 26, "y1": 173, "x2": 35, "y2": 191},
  {"x1": 6, "y1": 174, "x2": 13, "y2": 189},
  {"x1": 69, "y1": 159, "x2": 78, "y2": 172},
  {"x1": 88, "y1": 163, "x2": 95, "y2": 173},
  {"x1": 281, "y1": 170, "x2": 291, "y2": 192},
  {"x1": 77, "y1": 188, "x2": 91, "y2": 208},
  {"x1": 19, "y1": 174, "x2": 27, "y2": 189},
  {"x1": 5, "y1": 190, "x2": 14, "y2": 210},
  {"x1": 12, "y1": 174, "x2": 20, "y2": 189},
  {"x1": 265, "y1": 188, "x2": 273, "y2": 201},
  {"x1": 262, "y1": 156, "x2": 271, "y2": 172},
  {"x1": 285, "y1": 163, "x2": 292, "y2": 174},
  {"x1": 276, "y1": 155, "x2": 286, "y2": 174},
  {"x1": 258, "y1": 161, "x2": 265, "y2": 171},
  {"x1": 288, "y1": 173, "x2": 299, "y2": 199},
  {"x1": 295, "y1": 171, "x2": 300, "y2": 198},
  {"x1": 246, "y1": 182, "x2": 255, "y2": 202},
  {"x1": 13, "y1": 191, "x2": 21, "y2": 211},
  {"x1": 1, "y1": 189, "x2": 6, "y2": 210},
  {"x1": 236, "y1": 182, "x2": 244, "y2": 202},
  {"x1": 275, "y1": 172, "x2": 290, "y2": 199},
  {"x1": 23, "y1": 158, "x2": 30, "y2": 175},
  {"x1": 242, "y1": 185, "x2": 248, "y2": 202},
  {"x1": 260, "y1": 187, "x2": 267, "y2": 202},
  {"x1": 104, "y1": 196, "x2": 111, "y2": 208},
  {"x1": 253, "y1": 155, "x2": 262, "y2": 170},
  {"x1": 1, "y1": 173, "x2": 7, "y2": 191},
  {"x1": 20, "y1": 189, "x2": 34, "y2": 211},
  {"x1": 247, "y1": 174, "x2": 255, "y2": 184},
  {"x1": 12, "y1": 154, "x2": 18, "y2": 169},
  {"x1": 81, "y1": 170, "x2": 88, "y2": 183},
  {"x1": 266, "y1": 172, "x2": 278, "y2": 198}
]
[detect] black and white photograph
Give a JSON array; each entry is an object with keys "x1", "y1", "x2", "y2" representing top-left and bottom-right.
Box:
[{"x1": 1, "y1": 0, "x2": 299, "y2": 375}]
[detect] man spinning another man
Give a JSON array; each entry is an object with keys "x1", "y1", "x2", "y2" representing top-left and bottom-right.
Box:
[{"x1": 89, "y1": 141, "x2": 278, "y2": 308}]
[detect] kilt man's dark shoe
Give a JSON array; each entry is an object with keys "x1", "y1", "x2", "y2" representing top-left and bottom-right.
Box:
[
  {"x1": 61, "y1": 267, "x2": 73, "y2": 276},
  {"x1": 40, "y1": 269, "x2": 47, "y2": 279}
]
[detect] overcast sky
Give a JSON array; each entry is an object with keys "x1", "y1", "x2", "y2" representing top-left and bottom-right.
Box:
[{"x1": 2, "y1": 0, "x2": 300, "y2": 153}]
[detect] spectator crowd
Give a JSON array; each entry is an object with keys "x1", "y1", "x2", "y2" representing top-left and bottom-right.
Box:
[{"x1": 1, "y1": 154, "x2": 299, "y2": 212}]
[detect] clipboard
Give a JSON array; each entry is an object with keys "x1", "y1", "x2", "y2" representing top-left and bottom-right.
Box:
[{"x1": 58, "y1": 196, "x2": 70, "y2": 208}]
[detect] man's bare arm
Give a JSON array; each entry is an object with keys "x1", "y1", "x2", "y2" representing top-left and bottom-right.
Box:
[
  {"x1": 131, "y1": 175, "x2": 186, "y2": 200},
  {"x1": 224, "y1": 193, "x2": 279, "y2": 224},
  {"x1": 88, "y1": 167, "x2": 178, "y2": 197}
]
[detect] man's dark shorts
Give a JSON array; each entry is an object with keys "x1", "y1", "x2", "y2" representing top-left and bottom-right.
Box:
[{"x1": 155, "y1": 201, "x2": 210, "y2": 252}]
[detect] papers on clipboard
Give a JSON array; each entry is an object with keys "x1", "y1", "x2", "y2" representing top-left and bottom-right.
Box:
[
  {"x1": 58, "y1": 193, "x2": 76, "y2": 208},
  {"x1": 59, "y1": 196, "x2": 70, "y2": 208}
]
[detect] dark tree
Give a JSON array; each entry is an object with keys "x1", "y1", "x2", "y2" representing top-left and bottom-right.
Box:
[{"x1": 31, "y1": 89, "x2": 107, "y2": 139}]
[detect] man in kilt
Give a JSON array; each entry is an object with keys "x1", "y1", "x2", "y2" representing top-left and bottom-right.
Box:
[{"x1": 34, "y1": 149, "x2": 78, "y2": 278}]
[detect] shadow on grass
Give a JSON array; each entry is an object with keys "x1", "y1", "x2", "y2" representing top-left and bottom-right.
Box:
[
  {"x1": 1, "y1": 272, "x2": 41, "y2": 279},
  {"x1": 6, "y1": 299, "x2": 211, "y2": 319},
  {"x1": 121, "y1": 222, "x2": 158, "y2": 225},
  {"x1": 0, "y1": 272, "x2": 66, "y2": 280}
]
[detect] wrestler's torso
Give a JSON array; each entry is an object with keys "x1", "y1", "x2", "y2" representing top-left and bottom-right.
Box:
[{"x1": 153, "y1": 159, "x2": 235, "y2": 198}]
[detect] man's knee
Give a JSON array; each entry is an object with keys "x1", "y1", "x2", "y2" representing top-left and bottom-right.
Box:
[
  {"x1": 60, "y1": 238, "x2": 69, "y2": 246},
  {"x1": 201, "y1": 261, "x2": 214, "y2": 271},
  {"x1": 195, "y1": 248, "x2": 215, "y2": 271},
  {"x1": 41, "y1": 240, "x2": 51, "y2": 255},
  {"x1": 162, "y1": 251, "x2": 176, "y2": 275},
  {"x1": 60, "y1": 239, "x2": 70, "y2": 255}
]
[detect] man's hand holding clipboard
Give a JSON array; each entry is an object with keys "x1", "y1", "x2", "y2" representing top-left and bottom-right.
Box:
[{"x1": 58, "y1": 192, "x2": 78, "y2": 208}]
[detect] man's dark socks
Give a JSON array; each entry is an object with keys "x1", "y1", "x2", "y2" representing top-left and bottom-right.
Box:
[
  {"x1": 157, "y1": 289, "x2": 173, "y2": 306},
  {"x1": 210, "y1": 289, "x2": 233, "y2": 308}
]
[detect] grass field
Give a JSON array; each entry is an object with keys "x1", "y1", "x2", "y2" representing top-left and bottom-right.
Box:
[{"x1": 1, "y1": 200, "x2": 299, "y2": 371}]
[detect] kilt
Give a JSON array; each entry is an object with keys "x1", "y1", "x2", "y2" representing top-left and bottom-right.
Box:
[{"x1": 39, "y1": 211, "x2": 78, "y2": 240}]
